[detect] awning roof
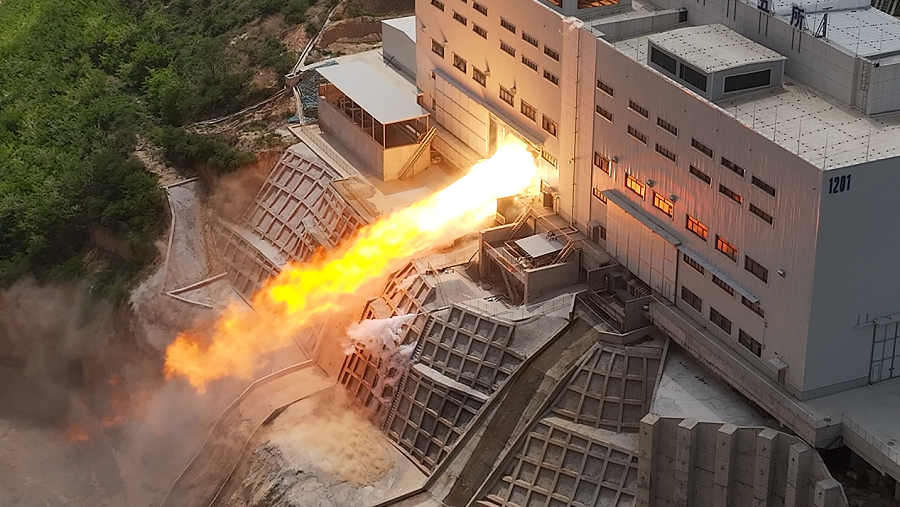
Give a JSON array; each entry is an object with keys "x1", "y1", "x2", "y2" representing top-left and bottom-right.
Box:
[{"x1": 317, "y1": 60, "x2": 428, "y2": 124}]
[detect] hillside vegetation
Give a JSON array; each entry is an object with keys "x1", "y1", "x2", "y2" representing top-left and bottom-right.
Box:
[{"x1": 0, "y1": 0, "x2": 311, "y2": 297}]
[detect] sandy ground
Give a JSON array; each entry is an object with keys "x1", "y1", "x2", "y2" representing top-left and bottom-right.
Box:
[{"x1": 224, "y1": 390, "x2": 426, "y2": 507}]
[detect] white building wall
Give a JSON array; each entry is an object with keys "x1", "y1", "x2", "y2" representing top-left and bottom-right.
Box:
[
  {"x1": 805, "y1": 157, "x2": 900, "y2": 396},
  {"x1": 382, "y1": 17, "x2": 417, "y2": 79},
  {"x1": 583, "y1": 36, "x2": 824, "y2": 396},
  {"x1": 416, "y1": 0, "x2": 575, "y2": 189}
]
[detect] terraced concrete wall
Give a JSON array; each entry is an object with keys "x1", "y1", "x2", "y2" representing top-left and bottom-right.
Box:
[
  {"x1": 476, "y1": 417, "x2": 639, "y2": 507},
  {"x1": 340, "y1": 262, "x2": 434, "y2": 423},
  {"x1": 215, "y1": 145, "x2": 366, "y2": 299},
  {"x1": 636, "y1": 415, "x2": 848, "y2": 507}
]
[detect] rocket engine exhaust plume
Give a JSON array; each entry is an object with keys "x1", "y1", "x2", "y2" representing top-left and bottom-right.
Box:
[{"x1": 165, "y1": 141, "x2": 539, "y2": 391}]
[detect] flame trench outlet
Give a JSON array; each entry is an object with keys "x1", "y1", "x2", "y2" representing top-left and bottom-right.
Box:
[{"x1": 165, "y1": 141, "x2": 539, "y2": 391}]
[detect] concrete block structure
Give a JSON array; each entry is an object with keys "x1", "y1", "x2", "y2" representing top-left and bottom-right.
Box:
[
  {"x1": 636, "y1": 415, "x2": 848, "y2": 507},
  {"x1": 412, "y1": 0, "x2": 900, "y2": 490},
  {"x1": 214, "y1": 144, "x2": 367, "y2": 299}
]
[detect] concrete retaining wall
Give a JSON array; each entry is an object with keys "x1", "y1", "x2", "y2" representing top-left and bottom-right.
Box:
[{"x1": 636, "y1": 415, "x2": 848, "y2": 507}]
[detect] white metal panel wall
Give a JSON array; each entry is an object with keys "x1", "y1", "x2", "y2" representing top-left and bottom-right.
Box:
[
  {"x1": 434, "y1": 74, "x2": 489, "y2": 157},
  {"x1": 606, "y1": 202, "x2": 677, "y2": 302},
  {"x1": 587, "y1": 35, "x2": 822, "y2": 394}
]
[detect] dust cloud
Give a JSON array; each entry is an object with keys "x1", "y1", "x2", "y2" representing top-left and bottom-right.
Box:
[
  {"x1": 266, "y1": 391, "x2": 393, "y2": 487},
  {"x1": 0, "y1": 278, "x2": 246, "y2": 507}
]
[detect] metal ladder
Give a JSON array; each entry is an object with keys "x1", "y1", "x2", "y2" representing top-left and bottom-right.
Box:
[
  {"x1": 504, "y1": 207, "x2": 532, "y2": 240},
  {"x1": 398, "y1": 126, "x2": 437, "y2": 180},
  {"x1": 552, "y1": 241, "x2": 575, "y2": 264},
  {"x1": 501, "y1": 269, "x2": 520, "y2": 305}
]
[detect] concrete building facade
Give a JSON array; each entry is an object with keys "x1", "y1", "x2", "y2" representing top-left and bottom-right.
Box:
[{"x1": 413, "y1": 0, "x2": 900, "y2": 478}]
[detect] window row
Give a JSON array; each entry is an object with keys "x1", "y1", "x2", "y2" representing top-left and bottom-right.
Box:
[
  {"x1": 498, "y1": 87, "x2": 558, "y2": 137},
  {"x1": 592, "y1": 88, "x2": 778, "y2": 200},
  {"x1": 681, "y1": 282, "x2": 764, "y2": 352},
  {"x1": 681, "y1": 274, "x2": 765, "y2": 330},
  {"x1": 433, "y1": 0, "x2": 488, "y2": 16},
  {"x1": 682, "y1": 229, "x2": 769, "y2": 283}
]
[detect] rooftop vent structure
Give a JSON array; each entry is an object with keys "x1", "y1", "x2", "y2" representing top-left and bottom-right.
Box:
[{"x1": 647, "y1": 24, "x2": 786, "y2": 102}]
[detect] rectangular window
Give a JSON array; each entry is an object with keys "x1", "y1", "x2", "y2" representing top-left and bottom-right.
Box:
[
  {"x1": 628, "y1": 100, "x2": 649, "y2": 119},
  {"x1": 715, "y1": 235, "x2": 738, "y2": 262},
  {"x1": 657, "y1": 117, "x2": 678, "y2": 136},
  {"x1": 689, "y1": 165, "x2": 711, "y2": 185},
  {"x1": 522, "y1": 56, "x2": 538, "y2": 71},
  {"x1": 627, "y1": 125, "x2": 648, "y2": 145},
  {"x1": 686, "y1": 215, "x2": 708, "y2": 241},
  {"x1": 749, "y1": 203, "x2": 773, "y2": 225},
  {"x1": 473, "y1": 67, "x2": 486, "y2": 87},
  {"x1": 597, "y1": 79, "x2": 614, "y2": 97},
  {"x1": 431, "y1": 39, "x2": 445, "y2": 58},
  {"x1": 499, "y1": 86, "x2": 514, "y2": 106},
  {"x1": 431, "y1": 0, "x2": 445, "y2": 10},
  {"x1": 653, "y1": 192, "x2": 674, "y2": 218},
  {"x1": 738, "y1": 329, "x2": 762, "y2": 357},
  {"x1": 473, "y1": 1, "x2": 487, "y2": 15},
  {"x1": 543, "y1": 70, "x2": 559, "y2": 86},
  {"x1": 745, "y1": 256, "x2": 768, "y2": 283},
  {"x1": 453, "y1": 53, "x2": 467, "y2": 73},
  {"x1": 625, "y1": 173, "x2": 646, "y2": 199},
  {"x1": 719, "y1": 184, "x2": 743, "y2": 204},
  {"x1": 721, "y1": 157, "x2": 746, "y2": 177},
  {"x1": 593, "y1": 152, "x2": 610, "y2": 174},
  {"x1": 596, "y1": 105, "x2": 613, "y2": 123},
  {"x1": 521, "y1": 100, "x2": 536, "y2": 122},
  {"x1": 679, "y1": 64, "x2": 708, "y2": 92},
  {"x1": 709, "y1": 307, "x2": 732, "y2": 335},
  {"x1": 544, "y1": 45, "x2": 560, "y2": 61},
  {"x1": 650, "y1": 47, "x2": 677, "y2": 75},
  {"x1": 592, "y1": 188, "x2": 608, "y2": 204},
  {"x1": 542, "y1": 149, "x2": 557, "y2": 167},
  {"x1": 725, "y1": 69, "x2": 772, "y2": 93},
  {"x1": 522, "y1": 32, "x2": 539, "y2": 47},
  {"x1": 683, "y1": 253, "x2": 705, "y2": 274},
  {"x1": 655, "y1": 143, "x2": 677, "y2": 163},
  {"x1": 742, "y1": 296, "x2": 765, "y2": 318},
  {"x1": 500, "y1": 18, "x2": 516, "y2": 33},
  {"x1": 691, "y1": 138, "x2": 713, "y2": 158},
  {"x1": 500, "y1": 41, "x2": 516, "y2": 57},
  {"x1": 712, "y1": 275, "x2": 735, "y2": 296},
  {"x1": 682, "y1": 286, "x2": 703, "y2": 312},
  {"x1": 453, "y1": 11, "x2": 467, "y2": 25},
  {"x1": 542, "y1": 115, "x2": 558, "y2": 137},
  {"x1": 751, "y1": 176, "x2": 776, "y2": 197},
  {"x1": 473, "y1": 24, "x2": 487, "y2": 38}
]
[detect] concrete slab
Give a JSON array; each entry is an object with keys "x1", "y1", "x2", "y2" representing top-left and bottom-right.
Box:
[
  {"x1": 651, "y1": 343, "x2": 770, "y2": 426},
  {"x1": 805, "y1": 376, "x2": 900, "y2": 451}
]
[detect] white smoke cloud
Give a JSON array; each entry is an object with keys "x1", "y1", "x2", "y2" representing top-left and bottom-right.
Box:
[{"x1": 342, "y1": 314, "x2": 417, "y2": 356}]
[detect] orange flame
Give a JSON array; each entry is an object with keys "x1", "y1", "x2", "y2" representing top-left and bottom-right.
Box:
[
  {"x1": 63, "y1": 424, "x2": 90, "y2": 443},
  {"x1": 164, "y1": 141, "x2": 539, "y2": 392}
]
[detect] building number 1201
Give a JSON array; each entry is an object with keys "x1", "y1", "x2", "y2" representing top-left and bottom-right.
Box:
[{"x1": 828, "y1": 174, "x2": 851, "y2": 194}]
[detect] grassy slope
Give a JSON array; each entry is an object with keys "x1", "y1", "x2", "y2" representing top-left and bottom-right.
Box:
[{"x1": 0, "y1": 0, "x2": 302, "y2": 297}]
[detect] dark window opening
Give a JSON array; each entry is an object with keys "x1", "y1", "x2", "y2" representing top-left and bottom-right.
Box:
[
  {"x1": 724, "y1": 69, "x2": 772, "y2": 93},
  {"x1": 679, "y1": 64, "x2": 708, "y2": 92},
  {"x1": 650, "y1": 47, "x2": 677, "y2": 75}
]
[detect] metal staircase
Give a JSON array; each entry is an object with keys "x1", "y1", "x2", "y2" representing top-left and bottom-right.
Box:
[
  {"x1": 398, "y1": 126, "x2": 437, "y2": 180},
  {"x1": 552, "y1": 241, "x2": 576, "y2": 264},
  {"x1": 501, "y1": 269, "x2": 520, "y2": 305},
  {"x1": 504, "y1": 207, "x2": 533, "y2": 240}
]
